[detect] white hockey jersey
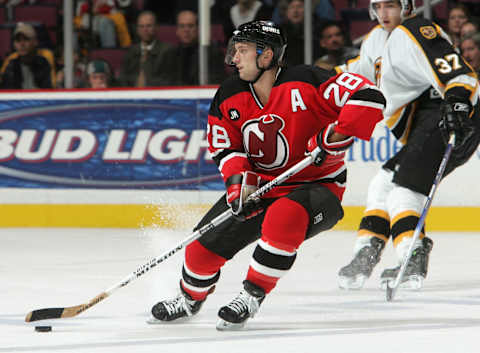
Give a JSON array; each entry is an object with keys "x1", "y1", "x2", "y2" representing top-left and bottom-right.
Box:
[{"x1": 338, "y1": 16, "x2": 479, "y2": 144}]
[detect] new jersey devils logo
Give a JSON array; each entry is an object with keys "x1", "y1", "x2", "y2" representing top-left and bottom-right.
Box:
[{"x1": 242, "y1": 114, "x2": 289, "y2": 170}]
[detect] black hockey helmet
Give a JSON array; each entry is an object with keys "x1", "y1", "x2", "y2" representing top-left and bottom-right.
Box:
[{"x1": 225, "y1": 20, "x2": 287, "y2": 68}]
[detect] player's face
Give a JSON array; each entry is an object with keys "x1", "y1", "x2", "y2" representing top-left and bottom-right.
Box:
[
  {"x1": 461, "y1": 39, "x2": 480, "y2": 70},
  {"x1": 373, "y1": 1, "x2": 402, "y2": 33},
  {"x1": 232, "y1": 42, "x2": 262, "y2": 81}
]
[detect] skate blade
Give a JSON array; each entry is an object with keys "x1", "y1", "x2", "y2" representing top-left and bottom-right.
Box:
[
  {"x1": 379, "y1": 275, "x2": 424, "y2": 290},
  {"x1": 216, "y1": 318, "x2": 246, "y2": 331},
  {"x1": 146, "y1": 315, "x2": 163, "y2": 325},
  {"x1": 146, "y1": 315, "x2": 191, "y2": 325},
  {"x1": 338, "y1": 274, "x2": 367, "y2": 290}
]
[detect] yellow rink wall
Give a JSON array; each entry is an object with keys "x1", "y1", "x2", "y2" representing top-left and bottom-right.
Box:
[{"x1": 1, "y1": 204, "x2": 478, "y2": 231}]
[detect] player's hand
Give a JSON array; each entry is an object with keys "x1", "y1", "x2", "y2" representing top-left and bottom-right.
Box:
[
  {"x1": 439, "y1": 96, "x2": 475, "y2": 151},
  {"x1": 226, "y1": 171, "x2": 263, "y2": 221},
  {"x1": 306, "y1": 123, "x2": 354, "y2": 167}
]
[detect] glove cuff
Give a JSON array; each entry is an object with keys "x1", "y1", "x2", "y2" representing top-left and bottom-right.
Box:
[{"x1": 319, "y1": 123, "x2": 354, "y2": 154}]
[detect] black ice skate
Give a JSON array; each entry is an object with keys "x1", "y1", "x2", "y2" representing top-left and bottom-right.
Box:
[
  {"x1": 147, "y1": 285, "x2": 206, "y2": 324},
  {"x1": 380, "y1": 237, "x2": 433, "y2": 290},
  {"x1": 338, "y1": 237, "x2": 386, "y2": 290},
  {"x1": 216, "y1": 280, "x2": 265, "y2": 331}
]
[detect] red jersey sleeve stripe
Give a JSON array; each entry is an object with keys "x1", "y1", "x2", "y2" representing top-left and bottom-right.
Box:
[{"x1": 218, "y1": 152, "x2": 251, "y2": 181}]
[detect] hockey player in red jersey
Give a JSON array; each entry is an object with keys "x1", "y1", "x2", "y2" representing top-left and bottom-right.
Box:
[
  {"x1": 337, "y1": 0, "x2": 480, "y2": 290},
  {"x1": 148, "y1": 20, "x2": 385, "y2": 330}
]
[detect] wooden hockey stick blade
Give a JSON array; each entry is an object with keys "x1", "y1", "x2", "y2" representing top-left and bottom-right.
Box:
[{"x1": 25, "y1": 292, "x2": 109, "y2": 322}]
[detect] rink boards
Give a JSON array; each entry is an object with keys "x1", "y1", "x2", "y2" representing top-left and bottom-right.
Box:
[{"x1": 0, "y1": 88, "x2": 478, "y2": 230}]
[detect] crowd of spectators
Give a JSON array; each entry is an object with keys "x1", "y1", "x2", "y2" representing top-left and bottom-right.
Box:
[{"x1": 0, "y1": 0, "x2": 479, "y2": 89}]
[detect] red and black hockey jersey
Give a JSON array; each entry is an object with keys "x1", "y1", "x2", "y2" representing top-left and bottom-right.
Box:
[{"x1": 207, "y1": 65, "x2": 385, "y2": 200}]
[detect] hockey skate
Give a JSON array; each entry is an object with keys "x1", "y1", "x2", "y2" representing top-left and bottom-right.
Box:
[
  {"x1": 216, "y1": 280, "x2": 265, "y2": 331},
  {"x1": 380, "y1": 237, "x2": 433, "y2": 290},
  {"x1": 338, "y1": 237, "x2": 385, "y2": 290},
  {"x1": 147, "y1": 285, "x2": 205, "y2": 324}
]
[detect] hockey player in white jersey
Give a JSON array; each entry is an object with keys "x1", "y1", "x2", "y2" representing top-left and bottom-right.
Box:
[{"x1": 336, "y1": 0, "x2": 480, "y2": 290}]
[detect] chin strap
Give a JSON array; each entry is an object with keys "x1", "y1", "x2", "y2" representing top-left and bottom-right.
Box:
[{"x1": 248, "y1": 52, "x2": 266, "y2": 83}]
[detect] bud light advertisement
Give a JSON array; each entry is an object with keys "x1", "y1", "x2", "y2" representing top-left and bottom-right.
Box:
[{"x1": 0, "y1": 91, "x2": 222, "y2": 189}]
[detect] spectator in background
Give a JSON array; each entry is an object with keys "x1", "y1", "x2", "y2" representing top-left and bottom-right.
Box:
[
  {"x1": 158, "y1": 10, "x2": 226, "y2": 85},
  {"x1": 55, "y1": 47, "x2": 88, "y2": 88},
  {"x1": 0, "y1": 22, "x2": 55, "y2": 89},
  {"x1": 460, "y1": 20, "x2": 479, "y2": 39},
  {"x1": 271, "y1": 0, "x2": 289, "y2": 25},
  {"x1": 174, "y1": 0, "x2": 237, "y2": 26},
  {"x1": 447, "y1": 4, "x2": 469, "y2": 47},
  {"x1": 84, "y1": 59, "x2": 113, "y2": 88},
  {"x1": 75, "y1": 0, "x2": 117, "y2": 48},
  {"x1": 281, "y1": 0, "x2": 307, "y2": 66},
  {"x1": 460, "y1": 32, "x2": 480, "y2": 76},
  {"x1": 314, "y1": 0, "x2": 336, "y2": 23},
  {"x1": 75, "y1": 0, "x2": 132, "y2": 48},
  {"x1": 314, "y1": 21, "x2": 358, "y2": 70},
  {"x1": 222, "y1": 0, "x2": 274, "y2": 41},
  {"x1": 119, "y1": 11, "x2": 170, "y2": 87},
  {"x1": 273, "y1": 0, "x2": 335, "y2": 26},
  {"x1": 115, "y1": 0, "x2": 138, "y2": 37}
]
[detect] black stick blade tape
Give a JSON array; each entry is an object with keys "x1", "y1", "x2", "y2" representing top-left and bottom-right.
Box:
[{"x1": 35, "y1": 326, "x2": 52, "y2": 332}]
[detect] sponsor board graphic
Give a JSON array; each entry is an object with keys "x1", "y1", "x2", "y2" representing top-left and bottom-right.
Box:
[
  {"x1": 0, "y1": 94, "x2": 478, "y2": 190},
  {"x1": 0, "y1": 99, "x2": 221, "y2": 189}
]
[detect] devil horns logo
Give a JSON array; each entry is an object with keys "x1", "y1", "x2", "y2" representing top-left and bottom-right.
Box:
[{"x1": 242, "y1": 114, "x2": 289, "y2": 170}]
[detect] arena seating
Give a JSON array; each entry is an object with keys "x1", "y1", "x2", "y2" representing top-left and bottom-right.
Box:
[{"x1": 88, "y1": 48, "x2": 127, "y2": 76}]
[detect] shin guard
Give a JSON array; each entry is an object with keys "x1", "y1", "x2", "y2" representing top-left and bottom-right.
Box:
[
  {"x1": 182, "y1": 240, "x2": 226, "y2": 300},
  {"x1": 246, "y1": 198, "x2": 309, "y2": 293}
]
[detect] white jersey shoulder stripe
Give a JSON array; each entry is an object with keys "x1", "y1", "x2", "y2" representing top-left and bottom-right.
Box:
[{"x1": 346, "y1": 99, "x2": 385, "y2": 110}]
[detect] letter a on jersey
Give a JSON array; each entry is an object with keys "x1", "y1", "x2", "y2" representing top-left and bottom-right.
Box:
[{"x1": 291, "y1": 89, "x2": 307, "y2": 112}]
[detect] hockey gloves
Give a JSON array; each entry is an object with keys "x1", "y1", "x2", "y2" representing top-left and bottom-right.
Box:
[
  {"x1": 306, "y1": 123, "x2": 354, "y2": 167},
  {"x1": 226, "y1": 171, "x2": 263, "y2": 221},
  {"x1": 439, "y1": 95, "x2": 475, "y2": 151}
]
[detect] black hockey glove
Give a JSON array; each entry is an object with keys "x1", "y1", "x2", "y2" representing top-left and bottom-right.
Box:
[
  {"x1": 225, "y1": 171, "x2": 263, "y2": 221},
  {"x1": 306, "y1": 123, "x2": 354, "y2": 167},
  {"x1": 439, "y1": 95, "x2": 475, "y2": 150}
]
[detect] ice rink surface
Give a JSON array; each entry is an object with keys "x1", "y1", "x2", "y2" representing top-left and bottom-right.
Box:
[{"x1": 2, "y1": 227, "x2": 480, "y2": 353}]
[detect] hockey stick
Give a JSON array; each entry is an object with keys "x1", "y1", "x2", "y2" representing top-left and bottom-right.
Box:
[
  {"x1": 386, "y1": 134, "x2": 455, "y2": 301},
  {"x1": 25, "y1": 147, "x2": 322, "y2": 322}
]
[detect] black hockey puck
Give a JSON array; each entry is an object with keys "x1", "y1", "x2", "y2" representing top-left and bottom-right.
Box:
[{"x1": 35, "y1": 326, "x2": 52, "y2": 332}]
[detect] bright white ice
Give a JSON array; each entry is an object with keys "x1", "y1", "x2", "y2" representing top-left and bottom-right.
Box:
[{"x1": 2, "y1": 228, "x2": 480, "y2": 353}]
